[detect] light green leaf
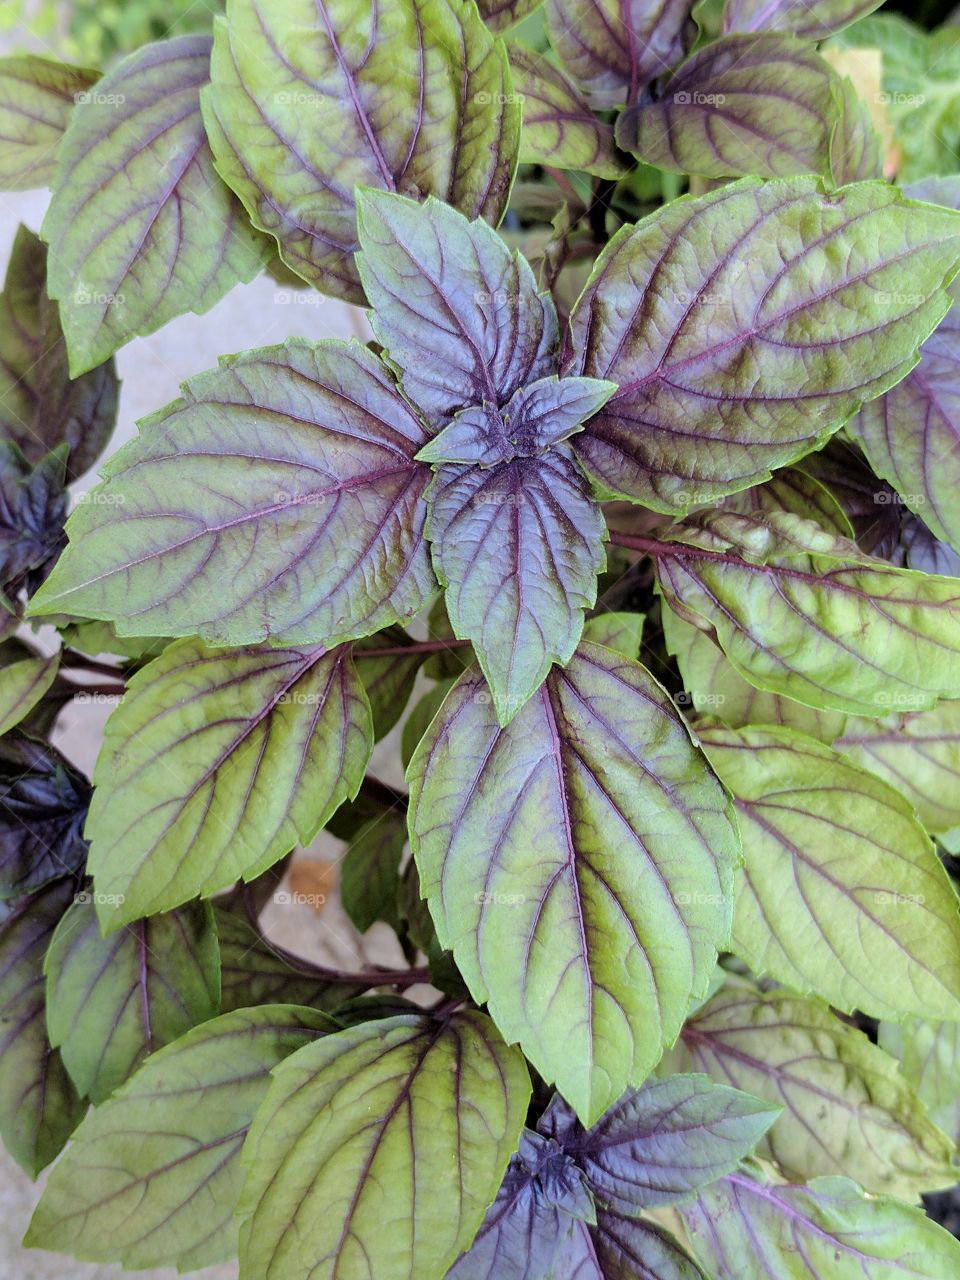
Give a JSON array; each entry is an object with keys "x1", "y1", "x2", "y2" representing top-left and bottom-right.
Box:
[
  {"x1": 0, "y1": 55, "x2": 97, "y2": 190},
  {"x1": 0, "y1": 653, "x2": 59, "y2": 737},
  {"x1": 236, "y1": 1011, "x2": 530, "y2": 1280},
  {"x1": 676, "y1": 983, "x2": 957, "y2": 1199},
  {"x1": 582, "y1": 610, "x2": 645, "y2": 659},
  {"x1": 45, "y1": 897, "x2": 220, "y2": 1102},
  {"x1": 26, "y1": 1004, "x2": 336, "y2": 1271},
  {"x1": 43, "y1": 35, "x2": 266, "y2": 375},
  {"x1": 408, "y1": 643, "x2": 740, "y2": 1124},
  {"x1": 202, "y1": 0, "x2": 519, "y2": 302},
  {"x1": 880, "y1": 1019, "x2": 960, "y2": 1146},
  {"x1": 86, "y1": 637, "x2": 372, "y2": 928},
  {"x1": 699, "y1": 724, "x2": 960, "y2": 1021}
]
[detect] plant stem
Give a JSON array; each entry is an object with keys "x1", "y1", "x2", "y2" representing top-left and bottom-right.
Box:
[{"x1": 60, "y1": 649, "x2": 126, "y2": 680}]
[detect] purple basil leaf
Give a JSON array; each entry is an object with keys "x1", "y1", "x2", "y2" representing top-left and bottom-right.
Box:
[
  {"x1": 723, "y1": 0, "x2": 883, "y2": 39},
  {"x1": 0, "y1": 443, "x2": 68, "y2": 602},
  {"x1": 0, "y1": 735, "x2": 89, "y2": 899},
  {"x1": 546, "y1": 0, "x2": 694, "y2": 108},
  {"x1": 30, "y1": 340, "x2": 436, "y2": 646},
  {"x1": 899, "y1": 513, "x2": 960, "y2": 576},
  {"x1": 0, "y1": 876, "x2": 85, "y2": 1177},
  {"x1": 477, "y1": 0, "x2": 546, "y2": 33},
  {"x1": 357, "y1": 190, "x2": 559, "y2": 423},
  {"x1": 423, "y1": 445, "x2": 607, "y2": 721},
  {"x1": 848, "y1": 177, "x2": 960, "y2": 555},
  {"x1": 550, "y1": 1075, "x2": 779, "y2": 1212},
  {"x1": 795, "y1": 439, "x2": 901, "y2": 558},
  {"x1": 447, "y1": 1129, "x2": 599, "y2": 1280},
  {"x1": 567, "y1": 178, "x2": 960, "y2": 513},
  {"x1": 0, "y1": 226, "x2": 118, "y2": 481},
  {"x1": 202, "y1": 0, "x2": 519, "y2": 304},
  {"x1": 828, "y1": 74, "x2": 885, "y2": 186},
  {"x1": 616, "y1": 34, "x2": 839, "y2": 179},
  {"x1": 43, "y1": 35, "x2": 267, "y2": 376},
  {"x1": 592, "y1": 1210, "x2": 708, "y2": 1280},
  {"x1": 407, "y1": 642, "x2": 739, "y2": 1123}
]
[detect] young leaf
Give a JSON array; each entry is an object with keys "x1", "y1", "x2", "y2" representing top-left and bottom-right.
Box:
[
  {"x1": 834, "y1": 701, "x2": 960, "y2": 838},
  {"x1": 848, "y1": 177, "x2": 960, "y2": 555},
  {"x1": 357, "y1": 191, "x2": 558, "y2": 422},
  {"x1": 677, "y1": 984, "x2": 959, "y2": 1199},
  {"x1": 617, "y1": 35, "x2": 839, "y2": 180},
  {"x1": 236, "y1": 1011, "x2": 530, "y2": 1280},
  {"x1": 723, "y1": 0, "x2": 883, "y2": 39},
  {"x1": 45, "y1": 897, "x2": 220, "y2": 1102},
  {"x1": 681, "y1": 1169, "x2": 960, "y2": 1280},
  {"x1": 26, "y1": 1004, "x2": 335, "y2": 1271},
  {"x1": 407, "y1": 643, "x2": 740, "y2": 1124},
  {"x1": 0, "y1": 735, "x2": 89, "y2": 899},
  {"x1": 0, "y1": 55, "x2": 97, "y2": 190},
  {"x1": 567, "y1": 178, "x2": 960, "y2": 512},
  {"x1": 30, "y1": 340, "x2": 437, "y2": 645},
  {"x1": 202, "y1": 0, "x2": 518, "y2": 303},
  {"x1": 880, "y1": 1020, "x2": 960, "y2": 1145},
  {"x1": 43, "y1": 36, "x2": 266, "y2": 376},
  {"x1": 545, "y1": 0, "x2": 692, "y2": 108},
  {"x1": 0, "y1": 653, "x2": 59, "y2": 737},
  {"x1": 582, "y1": 611, "x2": 645, "y2": 659},
  {"x1": 698, "y1": 724, "x2": 960, "y2": 1022},
  {"x1": 0, "y1": 226, "x2": 118, "y2": 480},
  {"x1": 655, "y1": 509, "x2": 960, "y2": 716},
  {"x1": 0, "y1": 877, "x2": 85, "y2": 1178},
  {"x1": 424, "y1": 444, "x2": 607, "y2": 724},
  {"x1": 546, "y1": 1075, "x2": 779, "y2": 1210},
  {"x1": 85, "y1": 637, "x2": 372, "y2": 927},
  {"x1": 215, "y1": 909, "x2": 364, "y2": 1013},
  {"x1": 508, "y1": 44, "x2": 626, "y2": 179}
]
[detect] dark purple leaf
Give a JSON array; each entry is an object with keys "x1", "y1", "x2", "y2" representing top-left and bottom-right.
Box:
[
  {"x1": 616, "y1": 35, "x2": 839, "y2": 179},
  {"x1": 592, "y1": 1210, "x2": 707, "y2": 1279},
  {"x1": 567, "y1": 178, "x2": 960, "y2": 512},
  {"x1": 0, "y1": 225, "x2": 118, "y2": 480},
  {"x1": 795, "y1": 439, "x2": 901, "y2": 558},
  {"x1": 0, "y1": 444, "x2": 68, "y2": 599},
  {"x1": 358, "y1": 191, "x2": 559, "y2": 423},
  {"x1": 0, "y1": 876, "x2": 85, "y2": 1176},
  {"x1": 723, "y1": 0, "x2": 883, "y2": 39},
  {"x1": 31, "y1": 340, "x2": 437, "y2": 646},
  {"x1": 899, "y1": 514, "x2": 960, "y2": 576},
  {"x1": 546, "y1": 0, "x2": 694, "y2": 108},
  {"x1": 0, "y1": 735, "x2": 89, "y2": 899}
]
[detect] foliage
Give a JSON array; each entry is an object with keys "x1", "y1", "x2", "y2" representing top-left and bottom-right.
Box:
[{"x1": 1, "y1": 0, "x2": 960, "y2": 1276}]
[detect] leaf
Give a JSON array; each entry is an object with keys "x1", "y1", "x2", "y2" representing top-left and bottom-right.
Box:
[
  {"x1": 30, "y1": 339, "x2": 437, "y2": 645},
  {"x1": 86, "y1": 636, "x2": 372, "y2": 927},
  {"x1": 582, "y1": 611, "x2": 644, "y2": 659},
  {"x1": 0, "y1": 54, "x2": 97, "y2": 190},
  {"x1": 447, "y1": 1127, "x2": 600, "y2": 1280},
  {"x1": 0, "y1": 225, "x2": 118, "y2": 480},
  {"x1": 477, "y1": 0, "x2": 545, "y2": 33},
  {"x1": 0, "y1": 877, "x2": 85, "y2": 1177},
  {"x1": 407, "y1": 642, "x2": 740, "y2": 1124},
  {"x1": 677, "y1": 984, "x2": 958, "y2": 1199},
  {"x1": 357, "y1": 190, "x2": 558, "y2": 423},
  {"x1": 834, "y1": 701, "x2": 960, "y2": 838},
  {"x1": 424, "y1": 444, "x2": 608, "y2": 724},
  {"x1": 354, "y1": 628, "x2": 425, "y2": 739},
  {"x1": 43, "y1": 35, "x2": 266, "y2": 376},
  {"x1": 202, "y1": 0, "x2": 519, "y2": 304},
  {"x1": 508, "y1": 44, "x2": 626, "y2": 179},
  {"x1": 829, "y1": 74, "x2": 885, "y2": 186},
  {"x1": 236, "y1": 1011, "x2": 530, "y2": 1280},
  {"x1": 215, "y1": 909, "x2": 363, "y2": 1013},
  {"x1": 0, "y1": 653, "x2": 59, "y2": 737},
  {"x1": 548, "y1": 1075, "x2": 779, "y2": 1211},
  {"x1": 880, "y1": 1019, "x2": 960, "y2": 1145},
  {"x1": 592, "y1": 1211, "x2": 708, "y2": 1280},
  {"x1": 0, "y1": 735, "x2": 89, "y2": 899},
  {"x1": 339, "y1": 810, "x2": 407, "y2": 933},
  {"x1": 402, "y1": 680, "x2": 454, "y2": 770},
  {"x1": 44, "y1": 897, "x2": 220, "y2": 1103},
  {"x1": 698, "y1": 724, "x2": 960, "y2": 1021},
  {"x1": 655, "y1": 509, "x2": 960, "y2": 716},
  {"x1": 723, "y1": 0, "x2": 883, "y2": 39},
  {"x1": 26, "y1": 1004, "x2": 335, "y2": 1271},
  {"x1": 567, "y1": 177, "x2": 960, "y2": 513},
  {"x1": 0, "y1": 444, "x2": 68, "y2": 597},
  {"x1": 545, "y1": 0, "x2": 692, "y2": 108},
  {"x1": 681, "y1": 1170, "x2": 960, "y2": 1280},
  {"x1": 616, "y1": 35, "x2": 840, "y2": 180}
]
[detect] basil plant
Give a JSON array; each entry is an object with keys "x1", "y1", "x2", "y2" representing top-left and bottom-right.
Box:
[{"x1": 3, "y1": 0, "x2": 960, "y2": 1275}]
